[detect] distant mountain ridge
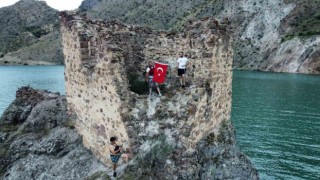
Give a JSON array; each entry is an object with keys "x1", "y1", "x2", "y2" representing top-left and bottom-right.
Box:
[{"x1": 0, "y1": 0, "x2": 63, "y2": 65}]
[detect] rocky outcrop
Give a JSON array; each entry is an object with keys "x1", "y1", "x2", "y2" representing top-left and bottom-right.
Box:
[
  {"x1": 60, "y1": 11, "x2": 258, "y2": 179},
  {"x1": 0, "y1": 0, "x2": 63, "y2": 65},
  {"x1": 0, "y1": 11, "x2": 258, "y2": 178},
  {"x1": 0, "y1": 88, "x2": 257, "y2": 179},
  {"x1": 123, "y1": 117, "x2": 258, "y2": 179},
  {"x1": 0, "y1": 87, "x2": 107, "y2": 180},
  {"x1": 81, "y1": 0, "x2": 320, "y2": 74}
]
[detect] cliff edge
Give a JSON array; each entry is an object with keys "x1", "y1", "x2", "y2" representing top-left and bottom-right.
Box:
[{"x1": 0, "y1": 87, "x2": 107, "y2": 180}]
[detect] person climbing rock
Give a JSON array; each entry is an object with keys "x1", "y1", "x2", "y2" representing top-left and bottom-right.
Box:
[
  {"x1": 109, "y1": 136, "x2": 130, "y2": 177},
  {"x1": 145, "y1": 61, "x2": 162, "y2": 96},
  {"x1": 177, "y1": 52, "x2": 188, "y2": 88}
]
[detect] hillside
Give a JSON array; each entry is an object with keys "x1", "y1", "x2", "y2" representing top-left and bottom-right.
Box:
[
  {"x1": 0, "y1": 0, "x2": 319, "y2": 73},
  {"x1": 0, "y1": 0, "x2": 63, "y2": 65},
  {"x1": 81, "y1": 0, "x2": 320, "y2": 74}
]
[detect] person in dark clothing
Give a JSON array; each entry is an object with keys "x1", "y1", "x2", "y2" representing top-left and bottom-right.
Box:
[{"x1": 109, "y1": 136, "x2": 130, "y2": 177}]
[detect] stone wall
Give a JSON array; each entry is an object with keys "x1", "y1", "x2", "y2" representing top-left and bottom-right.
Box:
[{"x1": 60, "y1": 11, "x2": 233, "y2": 165}]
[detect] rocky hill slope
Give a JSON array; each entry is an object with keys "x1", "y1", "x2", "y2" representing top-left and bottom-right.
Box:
[
  {"x1": 80, "y1": 0, "x2": 320, "y2": 74},
  {"x1": 1, "y1": 0, "x2": 318, "y2": 73},
  {"x1": 0, "y1": 0, "x2": 63, "y2": 65}
]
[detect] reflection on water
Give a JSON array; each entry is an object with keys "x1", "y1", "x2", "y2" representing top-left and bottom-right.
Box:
[
  {"x1": 0, "y1": 66, "x2": 65, "y2": 115},
  {"x1": 232, "y1": 71, "x2": 320, "y2": 180}
]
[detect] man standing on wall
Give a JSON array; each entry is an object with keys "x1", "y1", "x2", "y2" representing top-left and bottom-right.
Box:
[
  {"x1": 177, "y1": 52, "x2": 188, "y2": 88},
  {"x1": 146, "y1": 61, "x2": 162, "y2": 96}
]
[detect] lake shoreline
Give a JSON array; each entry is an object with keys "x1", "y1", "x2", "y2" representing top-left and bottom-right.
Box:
[{"x1": 0, "y1": 60, "x2": 62, "y2": 66}]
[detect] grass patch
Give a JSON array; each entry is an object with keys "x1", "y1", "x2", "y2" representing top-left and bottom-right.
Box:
[
  {"x1": 205, "y1": 132, "x2": 216, "y2": 145},
  {"x1": 64, "y1": 120, "x2": 75, "y2": 129},
  {"x1": 0, "y1": 144, "x2": 10, "y2": 177},
  {"x1": 0, "y1": 124, "x2": 18, "y2": 133},
  {"x1": 281, "y1": 34, "x2": 295, "y2": 43},
  {"x1": 124, "y1": 135, "x2": 173, "y2": 178},
  {"x1": 84, "y1": 171, "x2": 110, "y2": 180},
  {"x1": 0, "y1": 147, "x2": 8, "y2": 158},
  {"x1": 25, "y1": 26, "x2": 49, "y2": 38},
  {"x1": 281, "y1": 0, "x2": 320, "y2": 41}
]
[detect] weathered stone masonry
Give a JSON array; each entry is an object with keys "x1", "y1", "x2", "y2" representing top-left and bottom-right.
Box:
[{"x1": 60, "y1": 11, "x2": 233, "y2": 166}]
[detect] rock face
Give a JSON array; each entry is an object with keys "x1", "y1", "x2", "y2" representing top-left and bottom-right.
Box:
[
  {"x1": 0, "y1": 87, "x2": 107, "y2": 180},
  {"x1": 81, "y1": 0, "x2": 320, "y2": 74},
  {"x1": 60, "y1": 11, "x2": 258, "y2": 179},
  {"x1": 221, "y1": 0, "x2": 320, "y2": 74},
  {"x1": 0, "y1": 0, "x2": 63, "y2": 65}
]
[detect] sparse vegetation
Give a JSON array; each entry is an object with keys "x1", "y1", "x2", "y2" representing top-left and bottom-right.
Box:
[
  {"x1": 25, "y1": 26, "x2": 49, "y2": 38},
  {"x1": 82, "y1": 0, "x2": 225, "y2": 30},
  {"x1": 127, "y1": 73, "x2": 149, "y2": 95},
  {"x1": 84, "y1": 171, "x2": 110, "y2": 180},
  {"x1": 281, "y1": 0, "x2": 320, "y2": 41},
  {"x1": 124, "y1": 135, "x2": 173, "y2": 178},
  {"x1": 0, "y1": 124, "x2": 18, "y2": 132},
  {"x1": 206, "y1": 132, "x2": 216, "y2": 145}
]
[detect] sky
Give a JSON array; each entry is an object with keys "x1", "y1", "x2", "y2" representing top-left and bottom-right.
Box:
[{"x1": 0, "y1": 0, "x2": 83, "y2": 11}]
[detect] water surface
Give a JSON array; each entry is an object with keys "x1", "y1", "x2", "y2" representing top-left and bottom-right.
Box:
[
  {"x1": 0, "y1": 66, "x2": 65, "y2": 115},
  {"x1": 232, "y1": 71, "x2": 320, "y2": 180}
]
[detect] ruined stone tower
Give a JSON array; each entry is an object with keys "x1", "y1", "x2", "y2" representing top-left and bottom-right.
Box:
[{"x1": 60, "y1": 11, "x2": 257, "y2": 179}]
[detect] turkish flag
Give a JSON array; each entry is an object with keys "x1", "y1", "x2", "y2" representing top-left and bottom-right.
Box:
[{"x1": 153, "y1": 62, "x2": 168, "y2": 84}]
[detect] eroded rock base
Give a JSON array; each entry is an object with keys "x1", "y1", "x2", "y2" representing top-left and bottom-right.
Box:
[{"x1": 0, "y1": 87, "x2": 108, "y2": 180}]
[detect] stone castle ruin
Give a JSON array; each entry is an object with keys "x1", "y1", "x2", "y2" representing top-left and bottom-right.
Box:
[{"x1": 60, "y1": 11, "x2": 257, "y2": 179}]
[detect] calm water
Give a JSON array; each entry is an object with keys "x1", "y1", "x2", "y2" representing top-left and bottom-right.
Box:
[
  {"x1": 0, "y1": 66, "x2": 65, "y2": 115},
  {"x1": 0, "y1": 67, "x2": 319, "y2": 179},
  {"x1": 232, "y1": 71, "x2": 320, "y2": 180}
]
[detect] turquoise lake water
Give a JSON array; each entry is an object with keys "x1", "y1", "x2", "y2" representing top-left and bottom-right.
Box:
[
  {"x1": 232, "y1": 71, "x2": 320, "y2": 180},
  {"x1": 0, "y1": 66, "x2": 319, "y2": 179},
  {"x1": 0, "y1": 66, "x2": 65, "y2": 114}
]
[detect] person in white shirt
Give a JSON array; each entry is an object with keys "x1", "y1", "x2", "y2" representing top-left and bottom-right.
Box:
[{"x1": 177, "y1": 52, "x2": 188, "y2": 88}]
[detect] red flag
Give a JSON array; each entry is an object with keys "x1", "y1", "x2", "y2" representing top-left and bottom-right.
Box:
[{"x1": 153, "y1": 62, "x2": 168, "y2": 84}]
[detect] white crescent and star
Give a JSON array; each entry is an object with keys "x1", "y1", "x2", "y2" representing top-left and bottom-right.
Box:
[{"x1": 156, "y1": 67, "x2": 164, "y2": 76}]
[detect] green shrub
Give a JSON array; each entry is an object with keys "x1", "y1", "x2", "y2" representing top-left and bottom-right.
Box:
[
  {"x1": 84, "y1": 171, "x2": 110, "y2": 180},
  {"x1": 124, "y1": 135, "x2": 173, "y2": 178},
  {"x1": 25, "y1": 26, "x2": 49, "y2": 38}
]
